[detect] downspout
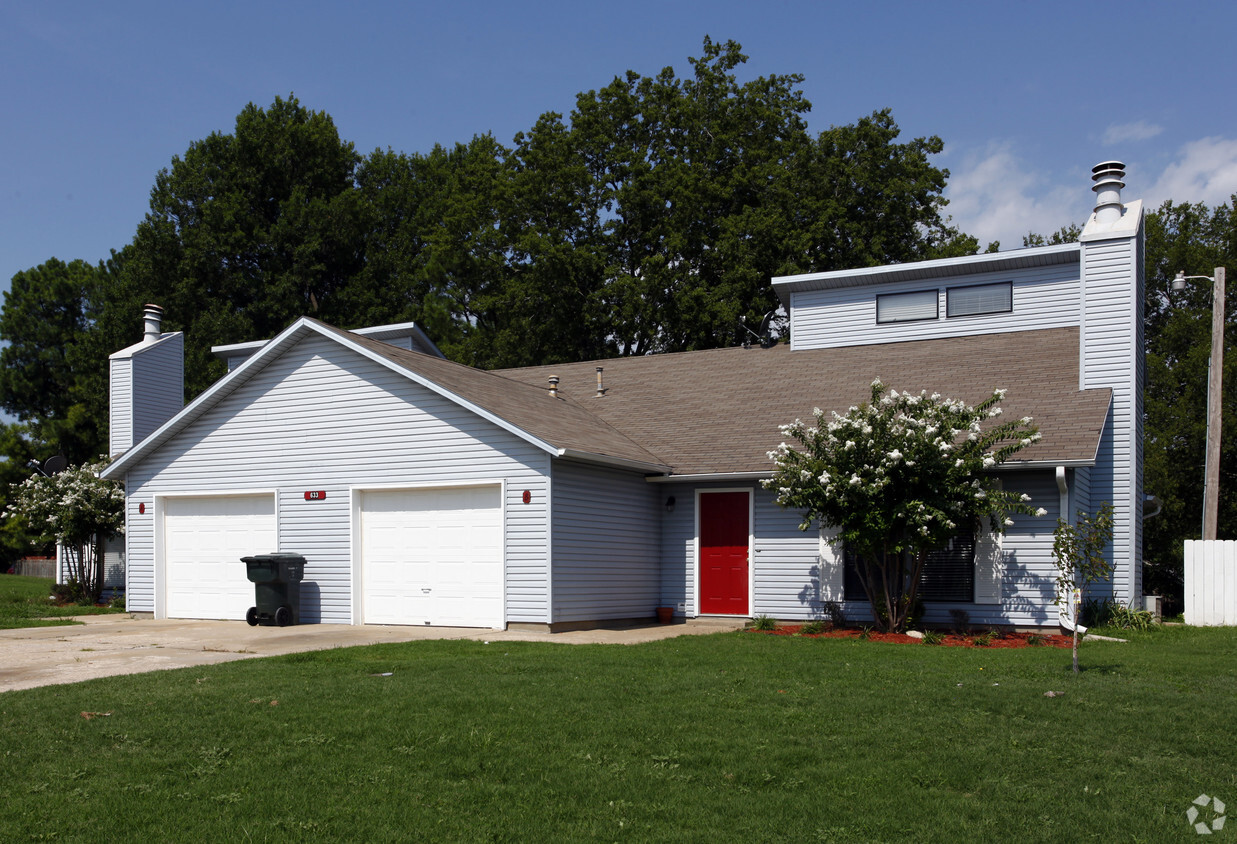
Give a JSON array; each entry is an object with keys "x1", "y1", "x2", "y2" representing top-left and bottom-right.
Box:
[{"x1": 1056, "y1": 467, "x2": 1087, "y2": 634}]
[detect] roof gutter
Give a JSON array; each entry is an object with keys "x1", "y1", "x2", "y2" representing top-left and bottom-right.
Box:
[
  {"x1": 555, "y1": 448, "x2": 670, "y2": 475},
  {"x1": 645, "y1": 471, "x2": 772, "y2": 484}
]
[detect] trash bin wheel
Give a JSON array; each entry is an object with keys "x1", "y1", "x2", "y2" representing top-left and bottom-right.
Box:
[
  {"x1": 274, "y1": 606, "x2": 293, "y2": 627},
  {"x1": 245, "y1": 607, "x2": 259, "y2": 627}
]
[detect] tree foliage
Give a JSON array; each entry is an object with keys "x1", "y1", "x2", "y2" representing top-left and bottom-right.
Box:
[
  {"x1": 6, "y1": 459, "x2": 124, "y2": 603},
  {"x1": 0, "y1": 257, "x2": 118, "y2": 462},
  {"x1": 1142, "y1": 198, "x2": 1236, "y2": 606},
  {"x1": 0, "y1": 41, "x2": 973, "y2": 560},
  {"x1": 765, "y1": 381, "x2": 1044, "y2": 631},
  {"x1": 104, "y1": 94, "x2": 365, "y2": 398}
]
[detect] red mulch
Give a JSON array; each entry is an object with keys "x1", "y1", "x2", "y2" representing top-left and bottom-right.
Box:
[{"x1": 749, "y1": 625, "x2": 1072, "y2": 648}]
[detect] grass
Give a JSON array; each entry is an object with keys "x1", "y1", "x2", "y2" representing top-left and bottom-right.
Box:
[
  {"x1": 0, "y1": 626, "x2": 1234, "y2": 842},
  {"x1": 0, "y1": 574, "x2": 124, "y2": 629}
]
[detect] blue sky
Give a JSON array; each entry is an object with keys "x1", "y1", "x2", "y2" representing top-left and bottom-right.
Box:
[{"x1": 3, "y1": 0, "x2": 1236, "y2": 302}]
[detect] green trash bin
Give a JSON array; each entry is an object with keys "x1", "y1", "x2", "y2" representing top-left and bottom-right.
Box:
[{"x1": 242, "y1": 553, "x2": 305, "y2": 627}]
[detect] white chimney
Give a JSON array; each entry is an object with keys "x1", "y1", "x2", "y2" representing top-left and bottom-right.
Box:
[
  {"x1": 109, "y1": 305, "x2": 184, "y2": 456},
  {"x1": 143, "y1": 304, "x2": 164, "y2": 343},
  {"x1": 1091, "y1": 161, "x2": 1125, "y2": 225}
]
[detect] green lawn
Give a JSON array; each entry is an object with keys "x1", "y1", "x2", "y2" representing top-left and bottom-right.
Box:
[
  {"x1": 0, "y1": 626, "x2": 1233, "y2": 842},
  {"x1": 0, "y1": 574, "x2": 123, "y2": 629}
]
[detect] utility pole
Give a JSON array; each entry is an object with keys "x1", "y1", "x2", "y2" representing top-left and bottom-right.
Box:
[{"x1": 1204, "y1": 267, "x2": 1225, "y2": 541}]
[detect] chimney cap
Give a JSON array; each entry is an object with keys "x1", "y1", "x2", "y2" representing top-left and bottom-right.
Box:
[{"x1": 142, "y1": 303, "x2": 165, "y2": 342}]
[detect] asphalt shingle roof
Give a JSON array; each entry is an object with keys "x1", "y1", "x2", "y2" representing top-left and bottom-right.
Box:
[{"x1": 346, "y1": 323, "x2": 1110, "y2": 477}]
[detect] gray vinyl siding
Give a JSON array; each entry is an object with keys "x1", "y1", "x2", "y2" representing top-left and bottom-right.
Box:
[
  {"x1": 1081, "y1": 235, "x2": 1141, "y2": 605},
  {"x1": 1073, "y1": 466, "x2": 1092, "y2": 522},
  {"x1": 121, "y1": 333, "x2": 550, "y2": 623},
  {"x1": 109, "y1": 359, "x2": 132, "y2": 456},
  {"x1": 659, "y1": 482, "x2": 697, "y2": 612},
  {"x1": 130, "y1": 337, "x2": 184, "y2": 443},
  {"x1": 790, "y1": 263, "x2": 1081, "y2": 350},
  {"x1": 752, "y1": 488, "x2": 822, "y2": 619},
  {"x1": 550, "y1": 460, "x2": 660, "y2": 622}
]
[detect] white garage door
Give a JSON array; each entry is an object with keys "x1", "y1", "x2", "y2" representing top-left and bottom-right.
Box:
[
  {"x1": 360, "y1": 485, "x2": 503, "y2": 627},
  {"x1": 163, "y1": 495, "x2": 277, "y2": 620}
]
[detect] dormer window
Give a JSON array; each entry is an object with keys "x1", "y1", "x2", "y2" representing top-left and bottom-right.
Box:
[
  {"x1": 947, "y1": 281, "x2": 1012, "y2": 318},
  {"x1": 875, "y1": 289, "x2": 938, "y2": 324}
]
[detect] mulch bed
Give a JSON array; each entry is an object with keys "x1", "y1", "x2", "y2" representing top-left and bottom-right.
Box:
[{"x1": 748, "y1": 625, "x2": 1072, "y2": 648}]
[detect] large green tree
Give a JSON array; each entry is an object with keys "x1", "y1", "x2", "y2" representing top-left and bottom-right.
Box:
[
  {"x1": 102, "y1": 94, "x2": 368, "y2": 398},
  {"x1": 1143, "y1": 198, "x2": 1237, "y2": 604},
  {"x1": 0, "y1": 256, "x2": 119, "y2": 462},
  {"x1": 1, "y1": 43, "x2": 977, "y2": 517}
]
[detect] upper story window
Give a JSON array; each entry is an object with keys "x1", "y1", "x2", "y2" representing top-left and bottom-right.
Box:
[
  {"x1": 875, "y1": 289, "x2": 938, "y2": 324},
  {"x1": 946, "y1": 281, "x2": 1012, "y2": 318}
]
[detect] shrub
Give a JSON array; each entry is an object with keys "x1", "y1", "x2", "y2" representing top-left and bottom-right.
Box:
[
  {"x1": 972, "y1": 630, "x2": 997, "y2": 647},
  {"x1": 1083, "y1": 598, "x2": 1156, "y2": 630},
  {"x1": 750, "y1": 614, "x2": 777, "y2": 631},
  {"x1": 51, "y1": 580, "x2": 85, "y2": 605},
  {"x1": 921, "y1": 630, "x2": 945, "y2": 645},
  {"x1": 800, "y1": 620, "x2": 827, "y2": 634}
]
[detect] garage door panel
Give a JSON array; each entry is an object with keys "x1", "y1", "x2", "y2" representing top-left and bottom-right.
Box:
[
  {"x1": 164, "y1": 495, "x2": 276, "y2": 620},
  {"x1": 360, "y1": 486, "x2": 502, "y2": 627}
]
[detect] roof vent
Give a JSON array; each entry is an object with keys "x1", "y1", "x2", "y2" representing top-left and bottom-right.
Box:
[
  {"x1": 548, "y1": 375, "x2": 559, "y2": 398},
  {"x1": 595, "y1": 367, "x2": 607, "y2": 398},
  {"x1": 1091, "y1": 161, "x2": 1125, "y2": 225},
  {"x1": 143, "y1": 304, "x2": 164, "y2": 343}
]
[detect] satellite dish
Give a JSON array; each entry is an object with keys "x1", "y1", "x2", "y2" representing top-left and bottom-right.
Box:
[{"x1": 43, "y1": 455, "x2": 69, "y2": 475}]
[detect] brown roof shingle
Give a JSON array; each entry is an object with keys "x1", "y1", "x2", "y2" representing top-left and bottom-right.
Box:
[{"x1": 346, "y1": 323, "x2": 1110, "y2": 477}]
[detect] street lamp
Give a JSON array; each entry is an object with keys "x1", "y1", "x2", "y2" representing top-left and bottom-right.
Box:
[{"x1": 1172, "y1": 267, "x2": 1226, "y2": 540}]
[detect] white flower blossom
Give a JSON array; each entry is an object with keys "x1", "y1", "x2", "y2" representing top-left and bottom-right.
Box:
[{"x1": 1034, "y1": 508, "x2": 1048, "y2": 517}]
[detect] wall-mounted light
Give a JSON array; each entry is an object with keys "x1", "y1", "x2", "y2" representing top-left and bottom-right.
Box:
[{"x1": 665, "y1": 496, "x2": 676, "y2": 514}]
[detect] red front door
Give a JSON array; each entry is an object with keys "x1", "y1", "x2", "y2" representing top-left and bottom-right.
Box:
[{"x1": 699, "y1": 491, "x2": 750, "y2": 615}]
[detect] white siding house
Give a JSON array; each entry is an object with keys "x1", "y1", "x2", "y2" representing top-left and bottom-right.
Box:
[{"x1": 102, "y1": 163, "x2": 1144, "y2": 631}]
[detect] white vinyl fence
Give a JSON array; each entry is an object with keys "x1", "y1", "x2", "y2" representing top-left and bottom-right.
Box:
[{"x1": 1184, "y1": 540, "x2": 1237, "y2": 625}]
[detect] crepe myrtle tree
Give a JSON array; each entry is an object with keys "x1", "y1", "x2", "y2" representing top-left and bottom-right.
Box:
[
  {"x1": 6, "y1": 458, "x2": 124, "y2": 604},
  {"x1": 765, "y1": 379, "x2": 1046, "y2": 632}
]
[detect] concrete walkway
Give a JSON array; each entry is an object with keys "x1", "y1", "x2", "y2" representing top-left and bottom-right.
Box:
[{"x1": 0, "y1": 615, "x2": 744, "y2": 694}]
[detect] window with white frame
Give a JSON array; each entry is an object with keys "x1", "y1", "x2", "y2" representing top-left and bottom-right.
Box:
[
  {"x1": 946, "y1": 281, "x2": 1012, "y2": 318},
  {"x1": 875, "y1": 289, "x2": 938, "y2": 324}
]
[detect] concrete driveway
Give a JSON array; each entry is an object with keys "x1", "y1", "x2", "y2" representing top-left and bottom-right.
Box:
[{"x1": 0, "y1": 614, "x2": 743, "y2": 694}]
